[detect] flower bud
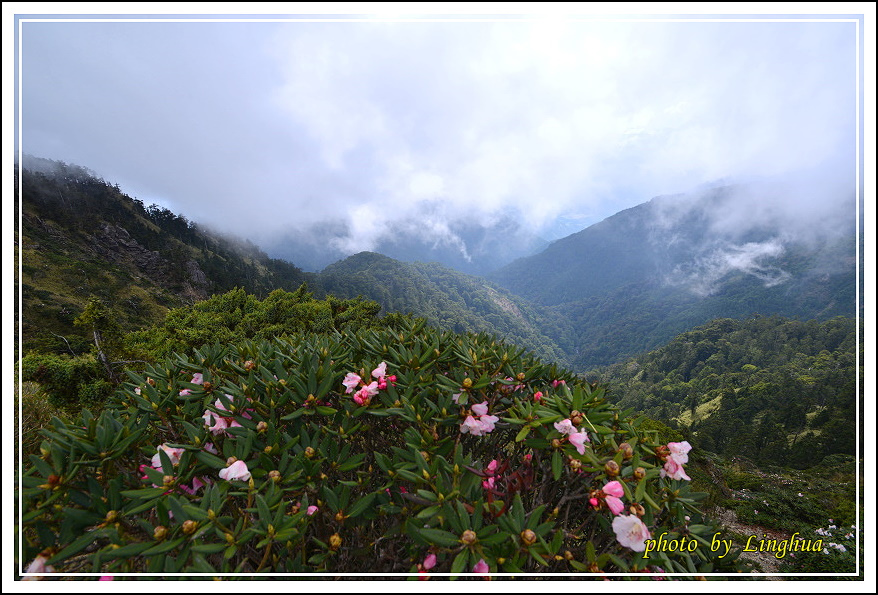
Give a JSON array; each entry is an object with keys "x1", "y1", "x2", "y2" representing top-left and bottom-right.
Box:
[
  {"x1": 588, "y1": 562, "x2": 600, "y2": 573},
  {"x1": 564, "y1": 550, "x2": 574, "y2": 561},
  {"x1": 568, "y1": 458, "x2": 582, "y2": 471},
  {"x1": 182, "y1": 520, "x2": 198, "y2": 535},
  {"x1": 570, "y1": 410, "x2": 583, "y2": 426},
  {"x1": 304, "y1": 447, "x2": 315, "y2": 459},
  {"x1": 634, "y1": 466, "x2": 646, "y2": 480},
  {"x1": 256, "y1": 421, "x2": 268, "y2": 432},
  {"x1": 153, "y1": 525, "x2": 168, "y2": 540},
  {"x1": 604, "y1": 460, "x2": 620, "y2": 477},
  {"x1": 551, "y1": 438, "x2": 562, "y2": 449},
  {"x1": 461, "y1": 530, "x2": 477, "y2": 545},
  {"x1": 264, "y1": 445, "x2": 273, "y2": 454},
  {"x1": 225, "y1": 532, "x2": 236, "y2": 544},
  {"x1": 203, "y1": 381, "x2": 213, "y2": 391},
  {"x1": 462, "y1": 378, "x2": 473, "y2": 389},
  {"x1": 329, "y1": 533, "x2": 342, "y2": 551},
  {"x1": 162, "y1": 475, "x2": 175, "y2": 487},
  {"x1": 655, "y1": 445, "x2": 670, "y2": 460},
  {"x1": 244, "y1": 360, "x2": 255, "y2": 371},
  {"x1": 618, "y1": 442, "x2": 634, "y2": 460},
  {"x1": 520, "y1": 529, "x2": 537, "y2": 546},
  {"x1": 516, "y1": 372, "x2": 526, "y2": 382},
  {"x1": 147, "y1": 377, "x2": 156, "y2": 386},
  {"x1": 226, "y1": 456, "x2": 238, "y2": 466},
  {"x1": 269, "y1": 470, "x2": 281, "y2": 482},
  {"x1": 630, "y1": 503, "x2": 645, "y2": 517},
  {"x1": 335, "y1": 511, "x2": 345, "y2": 523}
]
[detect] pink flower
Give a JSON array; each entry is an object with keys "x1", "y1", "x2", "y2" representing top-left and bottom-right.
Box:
[
  {"x1": 219, "y1": 460, "x2": 251, "y2": 482},
  {"x1": 23, "y1": 553, "x2": 55, "y2": 579},
  {"x1": 554, "y1": 419, "x2": 576, "y2": 435},
  {"x1": 372, "y1": 362, "x2": 387, "y2": 379},
  {"x1": 99, "y1": 576, "x2": 114, "y2": 581},
  {"x1": 306, "y1": 505, "x2": 319, "y2": 515},
  {"x1": 552, "y1": 379, "x2": 566, "y2": 388},
  {"x1": 203, "y1": 410, "x2": 229, "y2": 434},
  {"x1": 460, "y1": 415, "x2": 487, "y2": 436},
  {"x1": 452, "y1": 393, "x2": 462, "y2": 404},
  {"x1": 204, "y1": 442, "x2": 218, "y2": 454},
  {"x1": 478, "y1": 414, "x2": 499, "y2": 433},
  {"x1": 482, "y1": 476, "x2": 496, "y2": 490},
  {"x1": 191, "y1": 373, "x2": 204, "y2": 385},
  {"x1": 660, "y1": 457, "x2": 691, "y2": 481},
  {"x1": 179, "y1": 476, "x2": 207, "y2": 495},
  {"x1": 589, "y1": 497, "x2": 599, "y2": 507},
  {"x1": 342, "y1": 372, "x2": 362, "y2": 394},
  {"x1": 178, "y1": 388, "x2": 192, "y2": 396},
  {"x1": 472, "y1": 559, "x2": 490, "y2": 573},
  {"x1": 603, "y1": 480, "x2": 625, "y2": 515},
  {"x1": 533, "y1": 391, "x2": 543, "y2": 402},
  {"x1": 568, "y1": 431, "x2": 589, "y2": 455},
  {"x1": 667, "y1": 441, "x2": 691, "y2": 465},
  {"x1": 151, "y1": 444, "x2": 185, "y2": 473},
  {"x1": 612, "y1": 514, "x2": 651, "y2": 551},
  {"x1": 423, "y1": 553, "x2": 437, "y2": 570},
  {"x1": 485, "y1": 459, "x2": 500, "y2": 475},
  {"x1": 460, "y1": 403, "x2": 499, "y2": 435}
]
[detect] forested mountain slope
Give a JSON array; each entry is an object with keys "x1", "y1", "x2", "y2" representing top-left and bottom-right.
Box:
[
  {"x1": 16, "y1": 156, "x2": 314, "y2": 356},
  {"x1": 586, "y1": 315, "x2": 859, "y2": 469},
  {"x1": 316, "y1": 251, "x2": 568, "y2": 365}
]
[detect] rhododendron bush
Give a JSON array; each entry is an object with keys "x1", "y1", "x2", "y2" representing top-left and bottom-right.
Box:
[{"x1": 20, "y1": 319, "x2": 742, "y2": 577}]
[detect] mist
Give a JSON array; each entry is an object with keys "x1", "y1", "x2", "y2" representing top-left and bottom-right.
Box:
[{"x1": 17, "y1": 15, "x2": 860, "y2": 272}]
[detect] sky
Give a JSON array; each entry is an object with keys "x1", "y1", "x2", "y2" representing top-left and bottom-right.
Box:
[{"x1": 10, "y1": 5, "x2": 868, "y2": 264}]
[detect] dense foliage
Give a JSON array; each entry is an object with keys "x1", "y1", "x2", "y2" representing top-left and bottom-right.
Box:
[
  {"x1": 20, "y1": 318, "x2": 744, "y2": 578},
  {"x1": 318, "y1": 252, "x2": 567, "y2": 366},
  {"x1": 589, "y1": 316, "x2": 858, "y2": 468}
]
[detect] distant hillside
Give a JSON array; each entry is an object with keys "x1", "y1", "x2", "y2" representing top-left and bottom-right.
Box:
[
  {"x1": 316, "y1": 251, "x2": 568, "y2": 365},
  {"x1": 490, "y1": 186, "x2": 857, "y2": 368},
  {"x1": 586, "y1": 315, "x2": 858, "y2": 470},
  {"x1": 16, "y1": 156, "x2": 315, "y2": 356}
]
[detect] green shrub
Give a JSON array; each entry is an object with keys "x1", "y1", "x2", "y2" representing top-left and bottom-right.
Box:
[
  {"x1": 20, "y1": 319, "x2": 744, "y2": 577},
  {"x1": 20, "y1": 352, "x2": 101, "y2": 406}
]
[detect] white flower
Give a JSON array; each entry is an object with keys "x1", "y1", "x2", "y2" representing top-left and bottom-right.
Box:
[{"x1": 612, "y1": 514, "x2": 651, "y2": 552}]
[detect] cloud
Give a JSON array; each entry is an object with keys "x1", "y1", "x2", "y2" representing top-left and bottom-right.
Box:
[{"x1": 19, "y1": 17, "x2": 858, "y2": 264}]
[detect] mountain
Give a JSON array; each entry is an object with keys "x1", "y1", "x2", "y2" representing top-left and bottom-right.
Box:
[
  {"x1": 15, "y1": 155, "x2": 316, "y2": 356},
  {"x1": 262, "y1": 216, "x2": 549, "y2": 275},
  {"x1": 490, "y1": 186, "x2": 858, "y2": 368},
  {"x1": 315, "y1": 251, "x2": 567, "y2": 365},
  {"x1": 586, "y1": 315, "x2": 859, "y2": 469}
]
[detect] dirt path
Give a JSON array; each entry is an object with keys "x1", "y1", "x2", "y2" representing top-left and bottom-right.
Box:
[{"x1": 710, "y1": 507, "x2": 795, "y2": 578}]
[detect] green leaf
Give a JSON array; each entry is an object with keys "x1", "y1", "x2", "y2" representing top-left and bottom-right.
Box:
[
  {"x1": 552, "y1": 450, "x2": 562, "y2": 481},
  {"x1": 450, "y1": 549, "x2": 469, "y2": 575},
  {"x1": 346, "y1": 492, "x2": 376, "y2": 519},
  {"x1": 418, "y1": 527, "x2": 460, "y2": 547}
]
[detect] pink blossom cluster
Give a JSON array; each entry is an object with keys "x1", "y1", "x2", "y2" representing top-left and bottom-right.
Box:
[
  {"x1": 659, "y1": 441, "x2": 692, "y2": 481},
  {"x1": 481, "y1": 459, "x2": 501, "y2": 490},
  {"x1": 140, "y1": 443, "x2": 209, "y2": 494},
  {"x1": 553, "y1": 418, "x2": 590, "y2": 455},
  {"x1": 601, "y1": 480, "x2": 626, "y2": 515},
  {"x1": 460, "y1": 401, "x2": 500, "y2": 436},
  {"x1": 342, "y1": 362, "x2": 396, "y2": 406},
  {"x1": 178, "y1": 372, "x2": 204, "y2": 396},
  {"x1": 202, "y1": 394, "x2": 252, "y2": 435}
]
